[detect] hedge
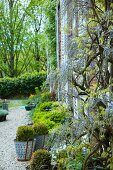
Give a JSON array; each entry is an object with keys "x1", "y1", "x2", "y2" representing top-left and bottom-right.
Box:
[
  {"x1": 0, "y1": 72, "x2": 46, "y2": 98},
  {"x1": 32, "y1": 101, "x2": 67, "y2": 131}
]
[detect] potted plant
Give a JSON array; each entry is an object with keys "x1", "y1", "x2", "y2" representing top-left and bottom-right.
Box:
[
  {"x1": 25, "y1": 102, "x2": 36, "y2": 111},
  {"x1": 33, "y1": 123, "x2": 49, "y2": 151},
  {"x1": 30, "y1": 149, "x2": 51, "y2": 170},
  {"x1": 0, "y1": 109, "x2": 8, "y2": 121},
  {"x1": 14, "y1": 125, "x2": 35, "y2": 161}
]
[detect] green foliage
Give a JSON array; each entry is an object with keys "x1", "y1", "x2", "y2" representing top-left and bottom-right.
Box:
[
  {"x1": 0, "y1": 72, "x2": 46, "y2": 98},
  {"x1": 57, "y1": 158, "x2": 68, "y2": 170},
  {"x1": 44, "y1": 0, "x2": 56, "y2": 68},
  {"x1": 38, "y1": 102, "x2": 53, "y2": 111},
  {"x1": 57, "y1": 145, "x2": 84, "y2": 170},
  {"x1": 57, "y1": 149, "x2": 68, "y2": 160},
  {"x1": 32, "y1": 101, "x2": 66, "y2": 131},
  {"x1": 0, "y1": 0, "x2": 47, "y2": 77},
  {"x1": 0, "y1": 109, "x2": 8, "y2": 116},
  {"x1": 30, "y1": 149, "x2": 51, "y2": 170},
  {"x1": 108, "y1": 156, "x2": 113, "y2": 170},
  {"x1": 33, "y1": 123, "x2": 49, "y2": 135},
  {"x1": 40, "y1": 92, "x2": 52, "y2": 103},
  {"x1": 16, "y1": 125, "x2": 35, "y2": 141},
  {"x1": 39, "y1": 91, "x2": 56, "y2": 103},
  {"x1": 28, "y1": 90, "x2": 57, "y2": 110}
]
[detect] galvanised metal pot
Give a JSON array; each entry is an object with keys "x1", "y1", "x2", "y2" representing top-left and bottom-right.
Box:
[{"x1": 14, "y1": 139, "x2": 36, "y2": 161}]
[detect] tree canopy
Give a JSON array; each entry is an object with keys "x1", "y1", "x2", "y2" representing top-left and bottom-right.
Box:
[{"x1": 0, "y1": 0, "x2": 56, "y2": 77}]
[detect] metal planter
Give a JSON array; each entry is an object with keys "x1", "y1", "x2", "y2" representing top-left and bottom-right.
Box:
[
  {"x1": 14, "y1": 139, "x2": 36, "y2": 161},
  {"x1": 34, "y1": 135, "x2": 49, "y2": 151},
  {"x1": 25, "y1": 104, "x2": 36, "y2": 111},
  {"x1": 2, "y1": 101, "x2": 8, "y2": 111}
]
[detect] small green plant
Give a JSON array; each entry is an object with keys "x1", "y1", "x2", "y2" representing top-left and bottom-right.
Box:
[
  {"x1": 33, "y1": 123, "x2": 49, "y2": 135},
  {"x1": 56, "y1": 145, "x2": 85, "y2": 170},
  {"x1": 57, "y1": 146, "x2": 76, "y2": 160},
  {"x1": 30, "y1": 149, "x2": 51, "y2": 170},
  {"x1": 16, "y1": 125, "x2": 35, "y2": 141},
  {"x1": 57, "y1": 158, "x2": 68, "y2": 170}
]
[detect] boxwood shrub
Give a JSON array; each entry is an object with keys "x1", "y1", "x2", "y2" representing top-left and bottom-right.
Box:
[
  {"x1": 30, "y1": 149, "x2": 51, "y2": 170},
  {"x1": 16, "y1": 125, "x2": 35, "y2": 141},
  {"x1": 32, "y1": 102, "x2": 67, "y2": 131},
  {"x1": 0, "y1": 72, "x2": 46, "y2": 98}
]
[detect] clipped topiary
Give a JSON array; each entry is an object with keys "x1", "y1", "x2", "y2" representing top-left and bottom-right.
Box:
[
  {"x1": 38, "y1": 102, "x2": 52, "y2": 111},
  {"x1": 14, "y1": 125, "x2": 36, "y2": 161},
  {"x1": 30, "y1": 149, "x2": 51, "y2": 170},
  {"x1": 16, "y1": 125, "x2": 35, "y2": 141},
  {"x1": 33, "y1": 123, "x2": 49, "y2": 136}
]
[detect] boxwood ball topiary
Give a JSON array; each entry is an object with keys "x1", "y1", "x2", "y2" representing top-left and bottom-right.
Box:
[
  {"x1": 30, "y1": 149, "x2": 51, "y2": 170},
  {"x1": 33, "y1": 123, "x2": 49, "y2": 136},
  {"x1": 16, "y1": 125, "x2": 35, "y2": 141}
]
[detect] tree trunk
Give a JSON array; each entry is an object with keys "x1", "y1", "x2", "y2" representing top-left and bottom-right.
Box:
[
  {"x1": 9, "y1": 0, "x2": 15, "y2": 77},
  {"x1": 34, "y1": 23, "x2": 40, "y2": 72}
]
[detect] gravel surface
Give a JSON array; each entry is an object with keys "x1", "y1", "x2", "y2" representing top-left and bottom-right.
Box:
[{"x1": 0, "y1": 107, "x2": 32, "y2": 170}]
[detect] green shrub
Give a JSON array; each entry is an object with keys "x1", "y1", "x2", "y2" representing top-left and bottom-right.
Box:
[
  {"x1": 57, "y1": 148, "x2": 76, "y2": 170},
  {"x1": 16, "y1": 125, "x2": 35, "y2": 141},
  {"x1": 57, "y1": 145, "x2": 86, "y2": 170},
  {"x1": 40, "y1": 92, "x2": 52, "y2": 102},
  {"x1": 49, "y1": 110, "x2": 66, "y2": 123},
  {"x1": 40, "y1": 91, "x2": 56, "y2": 103},
  {"x1": 28, "y1": 94, "x2": 39, "y2": 105},
  {"x1": 38, "y1": 102, "x2": 53, "y2": 111},
  {"x1": 37, "y1": 119, "x2": 56, "y2": 130},
  {"x1": 57, "y1": 146, "x2": 76, "y2": 160},
  {"x1": 0, "y1": 72, "x2": 46, "y2": 98},
  {"x1": 0, "y1": 109, "x2": 8, "y2": 116},
  {"x1": 33, "y1": 123, "x2": 49, "y2": 135},
  {"x1": 57, "y1": 158, "x2": 68, "y2": 170},
  {"x1": 57, "y1": 158, "x2": 82, "y2": 170},
  {"x1": 30, "y1": 149, "x2": 51, "y2": 170},
  {"x1": 32, "y1": 102, "x2": 66, "y2": 131}
]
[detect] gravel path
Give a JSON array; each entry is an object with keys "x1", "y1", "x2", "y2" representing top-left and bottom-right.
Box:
[{"x1": 0, "y1": 107, "x2": 32, "y2": 170}]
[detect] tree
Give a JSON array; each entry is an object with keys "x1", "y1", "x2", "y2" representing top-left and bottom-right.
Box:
[
  {"x1": 26, "y1": 0, "x2": 46, "y2": 72},
  {"x1": 44, "y1": 0, "x2": 56, "y2": 69},
  {"x1": 0, "y1": 0, "x2": 29, "y2": 77},
  {"x1": 0, "y1": 0, "x2": 48, "y2": 77}
]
